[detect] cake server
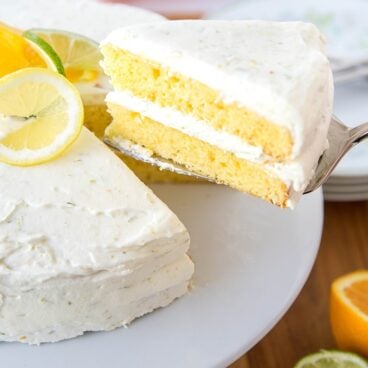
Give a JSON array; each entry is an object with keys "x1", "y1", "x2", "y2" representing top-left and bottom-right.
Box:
[{"x1": 104, "y1": 115, "x2": 368, "y2": 194}]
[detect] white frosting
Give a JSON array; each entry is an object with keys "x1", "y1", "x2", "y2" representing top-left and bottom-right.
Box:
[
  {"x1": 0, "y1": 128, "x2": 193, "y2": 343},
  {"x1": 102, "y1": 20, "x2": 333, "y2": 158},
  {"x1": 0, "y1": 255, "x2": 193, "y2": 344}
]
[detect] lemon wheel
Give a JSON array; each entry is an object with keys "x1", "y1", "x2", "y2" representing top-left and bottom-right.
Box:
[{"x1": 0, "y1": 68, "x2": 83, "y2": 166}]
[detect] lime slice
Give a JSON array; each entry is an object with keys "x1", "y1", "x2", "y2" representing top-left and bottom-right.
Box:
[
  {"x1": 294, "y1": 350, "x2": 368, "y2": 368},
  {"x1": 26, "y1": 29, "x2": 102, "y2": 83},
  {"x1": 23, "y1": 31, "x2": 65, "y2": 75},
  {"x1": 0, "y1": 68, "x2": 83, "y2": 166}
]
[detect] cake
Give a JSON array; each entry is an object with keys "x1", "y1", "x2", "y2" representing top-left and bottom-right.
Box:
[
  {"x1": 101, "y1": 20, "x2": 334, "y2": 208},
  {"x1": 0, "y1": 127, "x2": 193, "y2": 344}
]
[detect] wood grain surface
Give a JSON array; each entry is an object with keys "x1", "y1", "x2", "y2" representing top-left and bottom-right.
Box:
[{"x1": 230, "y1": 201, "x2": 368, "y2": 368}]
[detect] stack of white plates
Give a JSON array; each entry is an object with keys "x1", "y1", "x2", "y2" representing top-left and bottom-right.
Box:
[
  {"x1": 323, "y1": 143, "x2": 368, "y2": 201},
  {"x1": 324, "y1": 175, "x2": 368, "y2": 201},
  {"x1": 206, "y1": 0, "x2": 368, "y2": 202}
]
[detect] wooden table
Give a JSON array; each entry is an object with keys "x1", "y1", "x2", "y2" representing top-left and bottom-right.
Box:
[{"x1": 230, "y1": 201, "x2": 368, "y2": 368}]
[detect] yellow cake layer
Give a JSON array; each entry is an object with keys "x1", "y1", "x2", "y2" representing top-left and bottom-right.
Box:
[
  {"x1": 102, "y1": 46, "x2": 293, "y2": 161},
  {"x1": 84, "y1": 103, "x2": 112, "y2": 138},
  {"x1": 106, "y1": 103, "x2": 289, "y2": 207},
  {"x1": 84, "y1": 103, "x2": 197, "y2": 183}
]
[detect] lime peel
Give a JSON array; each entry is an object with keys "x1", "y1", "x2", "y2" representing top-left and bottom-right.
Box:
[
  {"x1": 26, "y1": 29, "x2": 102, "y2": 83},
  {"x1": 23, "y1": 31, "x2": 65, "y2": 75}
]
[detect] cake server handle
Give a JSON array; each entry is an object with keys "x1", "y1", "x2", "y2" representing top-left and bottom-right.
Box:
[{"x1": 303, "y1": 117, "x2": 368, "y2": 193}]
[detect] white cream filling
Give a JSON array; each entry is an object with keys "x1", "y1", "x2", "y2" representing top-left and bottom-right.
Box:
[
  {"x1": 106, "y1": 90, "x2": 330, "y2": 204},
  {"x1": 107, "y1": 90, "x2": 264, "y2": 160}
]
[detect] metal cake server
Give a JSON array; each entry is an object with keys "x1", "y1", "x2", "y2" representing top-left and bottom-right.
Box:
[
  {"x1": 104, "y1": 115, "x2": 368, "y2": 194},
  {"x1": 304, "y1": 116, "x2": 368, "y2": 193}
]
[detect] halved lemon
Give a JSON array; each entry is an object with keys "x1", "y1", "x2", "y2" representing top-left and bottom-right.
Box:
[
  {"x1": 26, "y1": 29, "x2": 102, "y2": 83},
  {"x1": 0, "y1": 23, "x2": 63, "y2": 77},
  {"x1": 330, "y1": 270, "x2": 368, "y2": 356},
  {"x1": 0, "y1": 68, "x2": 83, "y2": 166}
]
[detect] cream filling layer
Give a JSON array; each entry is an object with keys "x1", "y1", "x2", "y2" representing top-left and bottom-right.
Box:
[{"x1": 106, "y1": 90, "x2": 329, "y2": 203}]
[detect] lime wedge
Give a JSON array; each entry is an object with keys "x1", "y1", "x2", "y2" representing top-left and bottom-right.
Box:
[
  {"x1": 294, "y1": 350, "x2": 368, "y2": 368},
  {"x1": 23, "y1": 31, "x2": 65, "y2": 75},
  {"x1": 26, "y1": 29, "x2": 102, "y2": 83}
]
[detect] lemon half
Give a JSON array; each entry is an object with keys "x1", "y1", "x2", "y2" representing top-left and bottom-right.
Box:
[{"x1": 0, "y1": 68, "x2": 83, "y2": 166}]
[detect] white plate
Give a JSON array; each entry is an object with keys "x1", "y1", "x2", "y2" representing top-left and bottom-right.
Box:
[
  {"x1": 205, "y1": 0, "x2": 368, "y2": 61},
  {"x1": 2, "y1": 185, "x2": 323, "y2": 368}
]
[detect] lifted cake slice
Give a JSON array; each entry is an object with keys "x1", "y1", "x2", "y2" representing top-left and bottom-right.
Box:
[{"x1": 101, "y1": 20, "x2": 333, "y2": 208}]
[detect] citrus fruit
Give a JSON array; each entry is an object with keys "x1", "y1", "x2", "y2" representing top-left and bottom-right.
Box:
[
  {"x1": 0, "y1": 68, "x2": 83, "y2": 166},
  {"x1": 23, "y1": 31, "x2": 64, "y2": 75},
  {"x1": 26, "y1": 29, "x2": 102, "y2": 83},
  {"x1": 294, "y1": 350, "x2": 368, "y2": 368},
  {"x1": 0, "y1": 23, "x2": 63, "y2": 77},
  {"x1": 330, "y1": 270, "x2": 368, "y2": 356}
]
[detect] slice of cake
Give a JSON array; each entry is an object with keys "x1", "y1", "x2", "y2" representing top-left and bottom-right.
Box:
[
  {"x1": 101, "y1": 20, "x2": 334, "y2": 208},
  {"x1": 0, "y1": 127, "x2": 193, "y2": 344}
]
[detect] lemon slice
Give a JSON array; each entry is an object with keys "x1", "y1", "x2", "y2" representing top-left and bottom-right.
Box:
[
  {"x1": 0, "y1": 68, "x2": 83, "y2": 166},
  {"x1": 26, "y1": 29, "x2": 102, "y2": 83},
  {"x1": 0, "y1": 23, "x2": 63, "y2": 77}
]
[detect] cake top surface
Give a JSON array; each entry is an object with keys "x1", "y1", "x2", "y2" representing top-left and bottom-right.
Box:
[
  {"x1": 0, "y1": 128, "x2": 187, "y2": 287},
  {"x1": 1, "y1": 0, "x2": 164, "y2": 41},
  {"x1": 103, "y1": 20, "x2": 333, "y2": 151}
]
